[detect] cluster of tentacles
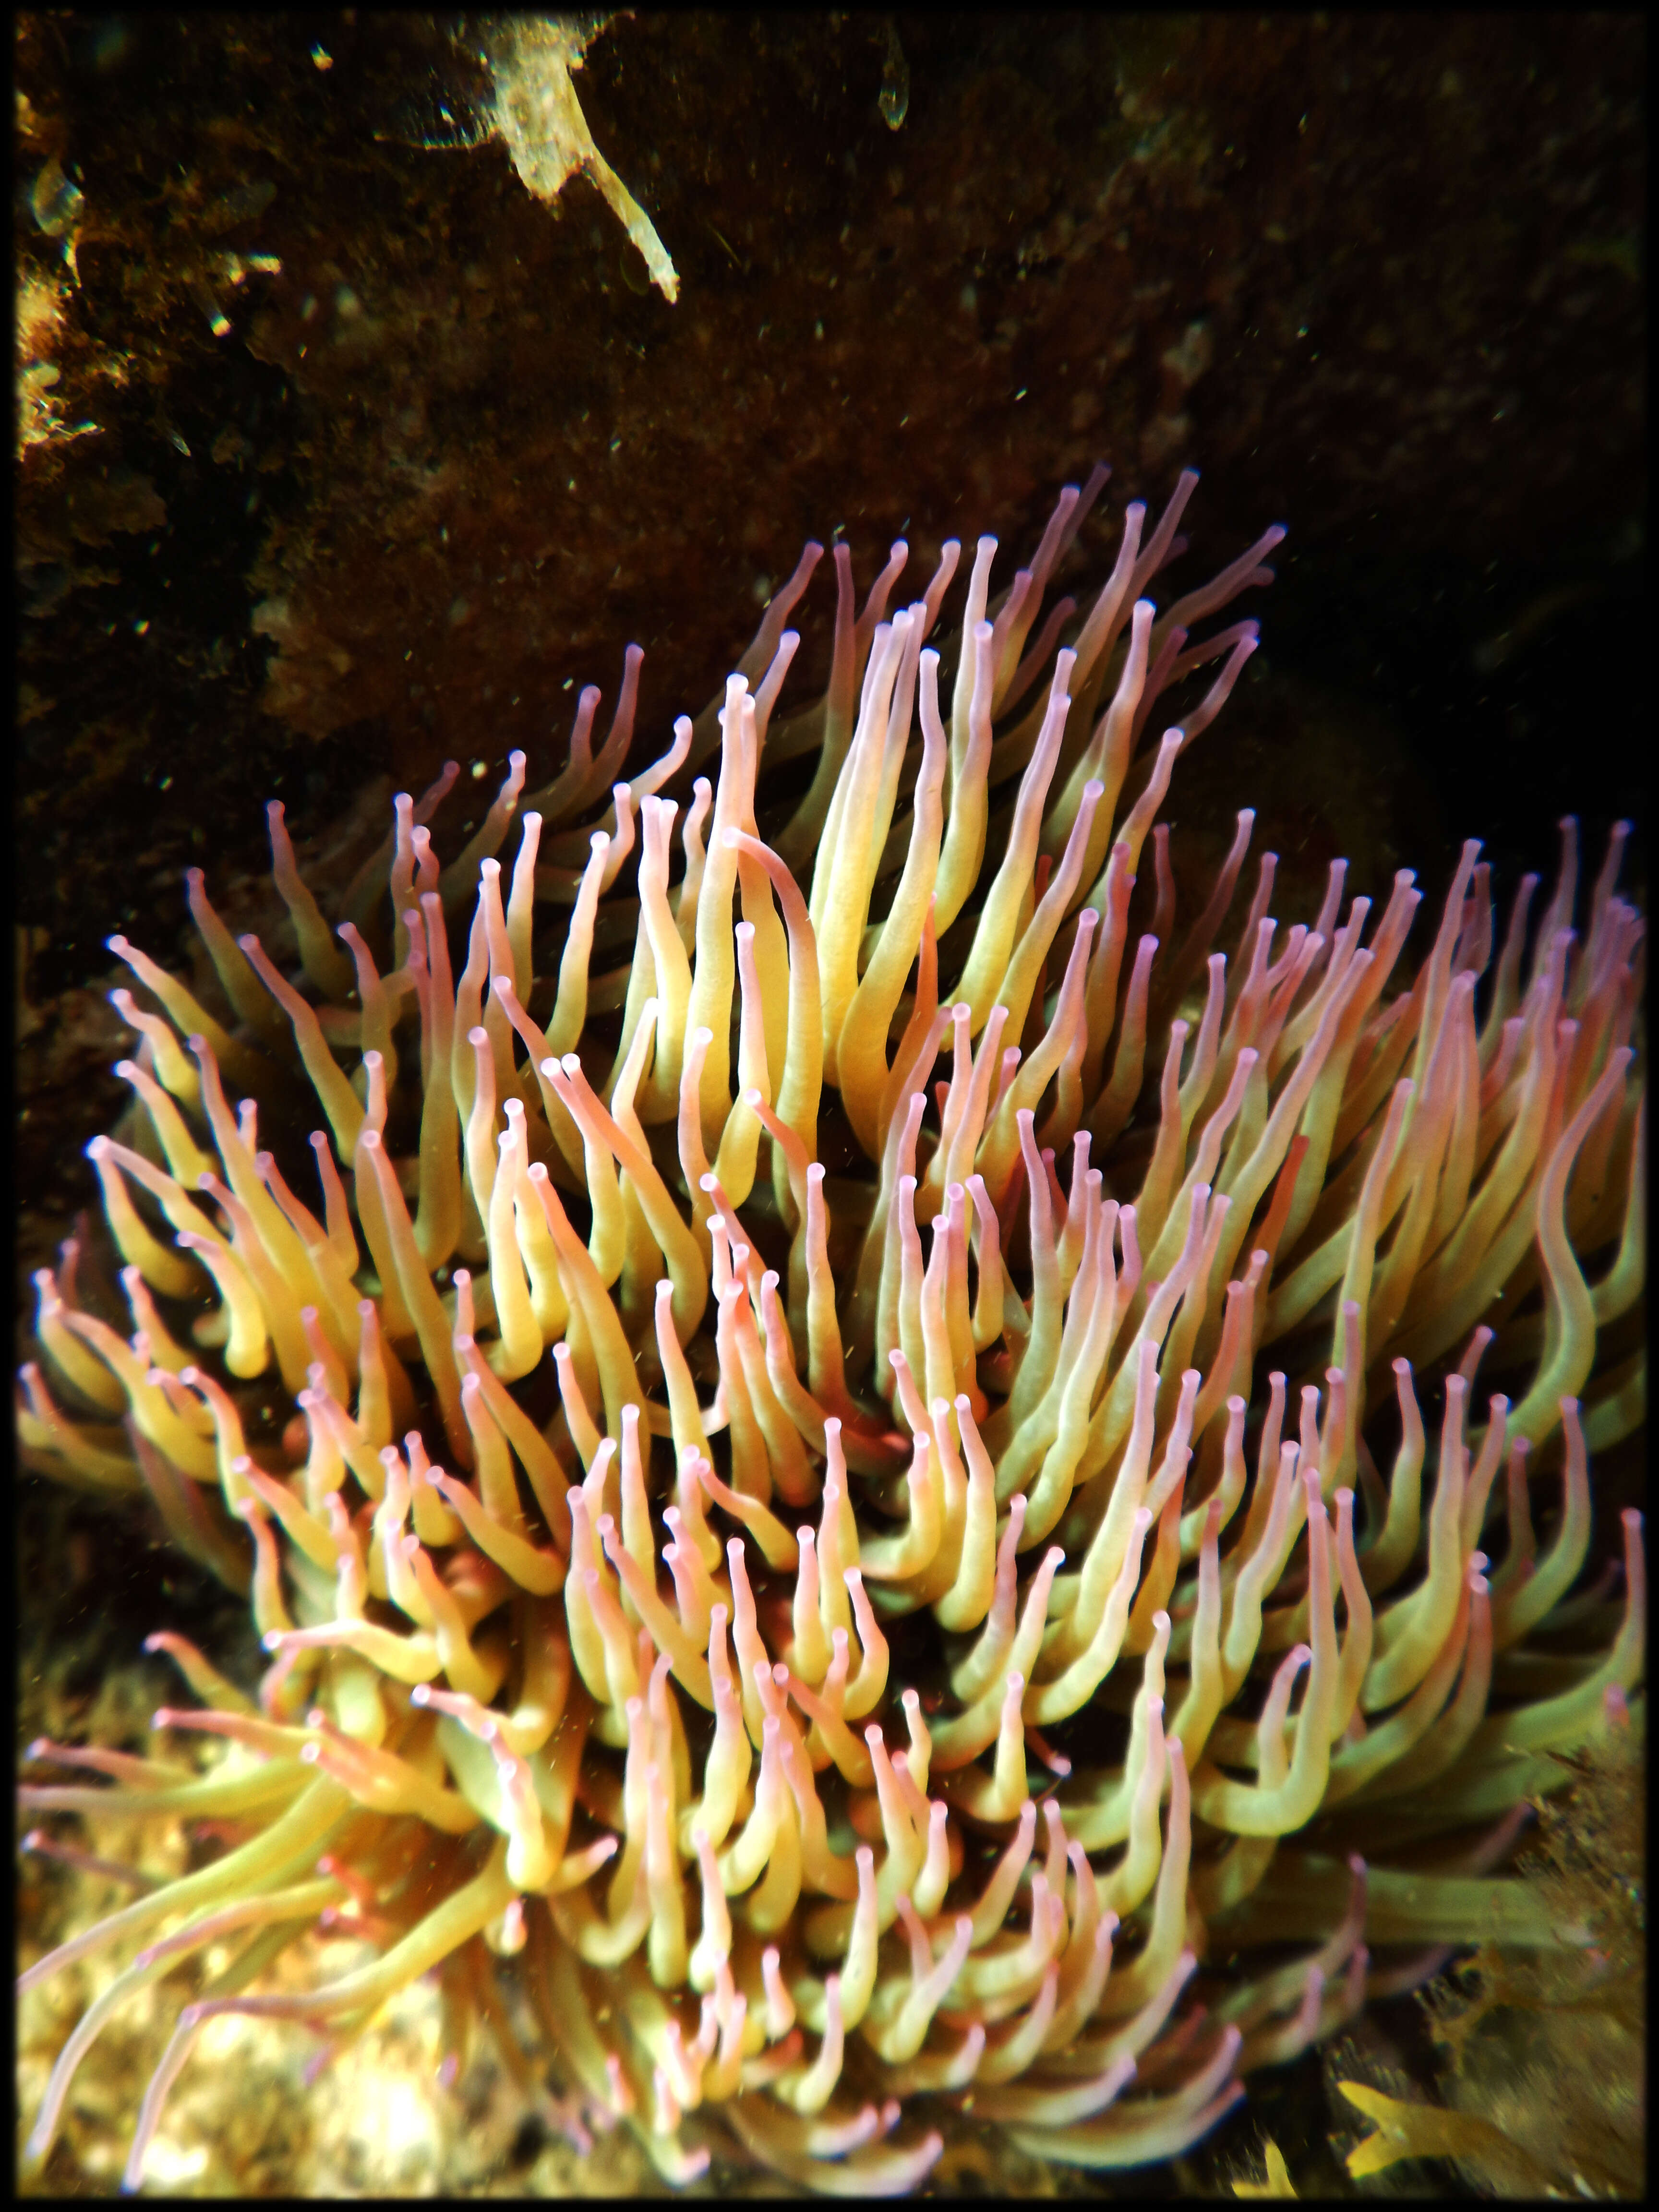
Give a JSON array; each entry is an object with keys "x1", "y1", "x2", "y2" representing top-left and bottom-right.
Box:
[{"x1": 18, "y1": 466, "x2": 1646, "y2": 2193}]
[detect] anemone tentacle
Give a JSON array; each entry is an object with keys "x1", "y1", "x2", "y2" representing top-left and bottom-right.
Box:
[{"x1": 18, "y1": 468, "x2": 1644, "y2": 2194}]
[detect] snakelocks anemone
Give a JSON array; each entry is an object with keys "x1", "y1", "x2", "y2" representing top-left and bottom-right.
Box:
[{"x1": 18, "y1": 466, "x2": 1646, "y2": 2193}]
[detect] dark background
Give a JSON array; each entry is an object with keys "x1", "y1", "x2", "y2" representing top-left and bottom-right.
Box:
[
  {"x1": 16, "y1": 10, "x2": 1647, "y2": 1273},
  {"x1": 18, "y1": 12, "x2": 1646, "y2": 977}
]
